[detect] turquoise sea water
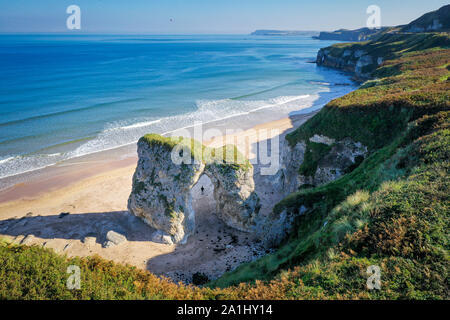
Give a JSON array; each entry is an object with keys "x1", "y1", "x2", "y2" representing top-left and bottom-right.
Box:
[{"x1": 0, "y1": 34, "x2": 356, "y2": 180}]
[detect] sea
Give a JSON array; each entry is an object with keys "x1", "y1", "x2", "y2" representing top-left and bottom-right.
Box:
[{"x1": 0, "y1": 34, "x2": 357, "y2": 185}]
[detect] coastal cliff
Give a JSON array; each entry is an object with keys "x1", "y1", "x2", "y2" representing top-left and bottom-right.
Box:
[
  {"x1": 401, "y1": 4, "x2": 450, "y2": 32},
  {"x1": 316, "y1": 32, "x2": 450, "y2": 80},
  {"x1": 313, "y1": 27, "x2": 387, "y2": 41},
  {"x1": 251, "y1": 30, "x2": 319, "y2": 36},
  {"x1": 313, "y1": 4, "x2": 450, "y2": 42},
  {"x1": 212, "y1": 30, "x2": 450, "y2": 297}
]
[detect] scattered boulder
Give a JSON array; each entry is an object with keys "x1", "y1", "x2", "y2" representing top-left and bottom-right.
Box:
[
  {"x1": 103, "y1": 241, "x2": 115, "y2": 248},
  {"x1": 14, "y1": 235, "x2": 25, "y2": 244},
  {"x1": 83, "y1": 236, "x2": 96, "y2": 246},
  {"x1": 104, "y1": 230, "x2": 127, "y2": 247},
  {"x1": 21, "y1": 235, "x2": 35, "y2": 245},
  {"x1": 151, "y1": 230, "x2": 174, "y2": 245}
]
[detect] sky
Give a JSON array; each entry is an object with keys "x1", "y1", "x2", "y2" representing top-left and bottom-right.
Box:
[{"x1": 0, "y1": 0, "x2": 449, "y2": 34}]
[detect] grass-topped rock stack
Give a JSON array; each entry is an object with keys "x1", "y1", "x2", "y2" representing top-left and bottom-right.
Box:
[{"x1": 127, "y1": 134, "x2": 260, "y2": 244}]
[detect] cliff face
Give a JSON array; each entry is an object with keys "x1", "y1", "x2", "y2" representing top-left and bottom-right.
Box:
[
  {"x1": 298, "y1": 136, "x2": 367, "y2": 186},
  {"x1": 251, "y1": 30, "x2": 319, "y2": 36},
  {"x1": 313, "y1": 4, "x2": 450, "y2": 42},
  {"x1": 261, "y1": 135, "x2": 368, "y2": 246},
  {"x1": 127, "y1": 135, "x2": 260, "y2": 244},
  {"x1": 278, "y1": 135, "x2": 367, "y2": 193},
  {"x1": 314, "y1": 27, "x2": 387, "y2": 41},
  {"x1": 316, "y1": 45, "x2": 384, "y2": 80},
  {"x1": 316, "y1": 32, "x2": 450, "y2": 80},
  {"x1": 205, "y1": 163, "x2": 260, "y2": 232},
  {"x1": 401, "y1": 4, "x2": 450, "y2": 32},
  {"x1": 127, "y1": 138, "x2": 202, "y2": 244}
]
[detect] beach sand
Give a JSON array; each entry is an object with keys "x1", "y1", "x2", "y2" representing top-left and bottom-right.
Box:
[{"x1": 0, "y1": 113, "x2": 314, "y2": 283}]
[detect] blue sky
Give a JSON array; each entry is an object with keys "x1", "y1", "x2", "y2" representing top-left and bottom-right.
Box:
[{"x1": 0, "y1": 0, "x2": 448, "y2": 33}]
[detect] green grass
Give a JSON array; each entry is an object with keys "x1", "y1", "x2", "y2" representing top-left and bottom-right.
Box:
[
  {"x1": 209, "y1": 111, "x2": 449, "y2": 299},
  {"x1": 289, "y1": 48, "x2": 450, "y2": 151},
  {"x1": 140, "y1": 134, "x2": 251, "y2": 172},
  {"x1": 298, "y1": 142, "x2": 332, "y2": 177}
]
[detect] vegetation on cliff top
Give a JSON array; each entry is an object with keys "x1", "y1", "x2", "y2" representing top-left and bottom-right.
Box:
[
  {"x1": 287, "y1": 44, "x2": 449, "y2": 179},
  {"x1": 140, "y1": 133, "x2": 251, "y2": 172},
  {"x1": 401, "y1": 4, "x2": 450, "y2": 33},
  {"x1": 288, "y1": 46, "x2": 449, "y2": 177}
]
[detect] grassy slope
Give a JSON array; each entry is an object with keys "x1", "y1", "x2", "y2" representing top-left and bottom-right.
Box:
[
  {"x1": 209, "y1": 40, "x2": 450, "y2": 298},
  {"x1": 1, "y1": 35, "x2": 449, "y2": 300}
]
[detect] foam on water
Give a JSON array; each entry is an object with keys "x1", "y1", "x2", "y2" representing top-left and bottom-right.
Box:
[{"x1": 0, "y1": 93, "x2": 325, "y2": 180}]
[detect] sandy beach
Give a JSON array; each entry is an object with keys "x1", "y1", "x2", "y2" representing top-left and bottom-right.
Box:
[{"x1": 0, "y1": 113, "x2": 314, "y2": 283}]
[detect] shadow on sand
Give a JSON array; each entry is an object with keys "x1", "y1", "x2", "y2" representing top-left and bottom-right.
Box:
[{"x1": 0, "y1": 210, "x2": 155, "y2": 245}]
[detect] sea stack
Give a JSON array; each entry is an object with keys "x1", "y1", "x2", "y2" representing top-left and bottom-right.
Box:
[{"x1": 128, "y1": 134, "x2": 260, "y2": 244}]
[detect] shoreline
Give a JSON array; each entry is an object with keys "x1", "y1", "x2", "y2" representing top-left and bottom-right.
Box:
[
  {"x1": 0, "y1": 112, "x2": 316, "y2": 283},
  {"x1": 0, "y1": 102, "x2": 325, "y2": 205},
  {"x1": 0, "y1": 80, "x2": 357, "y2": 191},
  {"x1": 0, "y1": 113, "x2": 312, "y2": 209}
]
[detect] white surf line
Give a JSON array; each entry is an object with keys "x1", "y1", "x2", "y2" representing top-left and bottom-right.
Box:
[
  {"x1": 0, "y1": 92, "x2": 338, "y2": 180},
  {"x1": 119, "y1": 119, "x2": 162, "y2": 130},
  {"x1": 162, "y1": 95, "x2": 313, "y2": 136},
  {"x1": 0, "y1": 157, "x2": 15, "y2": 164}
]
